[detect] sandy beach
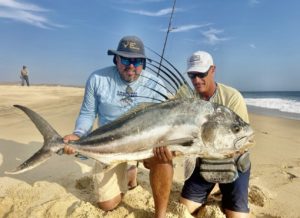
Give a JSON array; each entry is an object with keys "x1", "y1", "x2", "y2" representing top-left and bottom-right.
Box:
[{"x1": 0, "y1": 85, "x2": 299, "y2": 218}]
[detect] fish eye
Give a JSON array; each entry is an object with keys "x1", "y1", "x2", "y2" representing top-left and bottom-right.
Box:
[
  {"x1": 216, "y1": 107, "x2": 223, "y2": 113},
  {"x1": 231, "y1": 124, "x2": 241, "y2": 133}
]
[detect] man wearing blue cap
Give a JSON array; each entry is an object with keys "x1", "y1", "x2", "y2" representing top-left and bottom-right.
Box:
[{"x1": 63, "y1": 36, "x2": 173, "y2": 217}]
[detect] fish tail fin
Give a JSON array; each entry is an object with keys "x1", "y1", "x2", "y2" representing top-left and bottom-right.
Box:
[
  {"x1": 5, "y1": 147, "x2": 53, "y2": 174},
  {"x1": 5, "y1": 105, "x2": 63, "y2": 174},
  {"x1": 13, "y1": 105, "x2": 62, "y2": 143}
]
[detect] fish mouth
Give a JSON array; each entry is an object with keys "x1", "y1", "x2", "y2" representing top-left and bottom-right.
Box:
[{"x1": 234, "y1": 133, "x2": 255, "y2": 149}]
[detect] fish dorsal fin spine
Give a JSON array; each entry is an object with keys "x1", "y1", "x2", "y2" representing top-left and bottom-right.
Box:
[{"x1": 170, "y1": 84, "x2": 195, "y2": 100}]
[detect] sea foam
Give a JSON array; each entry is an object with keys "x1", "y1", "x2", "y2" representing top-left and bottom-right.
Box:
[{"x1": 245, "y1": 98, "x2": 300, "y2": 114}]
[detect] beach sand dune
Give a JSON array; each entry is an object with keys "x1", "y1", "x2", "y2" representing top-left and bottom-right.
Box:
[{"x1": 0, "y1": 85, "x2": 299, "y2": 218}]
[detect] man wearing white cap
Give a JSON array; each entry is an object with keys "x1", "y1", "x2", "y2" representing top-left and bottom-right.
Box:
[{"x1": 180, "y1": 51, "x2": 251, "y2": 218}]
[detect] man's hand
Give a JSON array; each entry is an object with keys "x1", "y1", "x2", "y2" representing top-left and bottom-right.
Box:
[
  {"x1": 153, "y1": 146, "x2": 175, "y2": 163},
  {"x1": 63, "y1": 134, "x2": 80, "y2": 154},
  {"x1": 144, "y1": 146, "x2": 175, "y2": 169}
]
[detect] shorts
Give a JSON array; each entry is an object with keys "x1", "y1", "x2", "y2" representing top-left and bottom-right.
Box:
[
  {"x1": 181, "y1": 163, "x2": 250, "y2": 213},
  {"x1": 93, "y1": 162, "x2": 128, "y2": 202}
]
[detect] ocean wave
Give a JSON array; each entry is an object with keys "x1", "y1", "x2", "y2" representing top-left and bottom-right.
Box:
[{"x1": 245, "y1": 98, "x2": 300, "y2": 114}]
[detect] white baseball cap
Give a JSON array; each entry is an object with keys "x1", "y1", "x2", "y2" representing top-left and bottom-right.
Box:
[{"x1": 186, "y1": 51, "x2": 213, "y2": 74}]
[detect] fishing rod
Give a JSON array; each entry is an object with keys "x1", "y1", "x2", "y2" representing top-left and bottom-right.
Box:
[
  {"x1": 157, "y1": 0, "x2": 176, "y2": 77},
  {"x1": 143, "y1": 0, "x2": 193, "y2": 98}
]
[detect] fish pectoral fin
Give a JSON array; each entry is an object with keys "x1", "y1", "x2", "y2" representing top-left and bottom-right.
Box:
[
  {"x1": 156, "y1": 137, "x2": 194, "y2": 147},
  {"x1": 184, "y1": 157, "x2": 197, "y2": 181}
]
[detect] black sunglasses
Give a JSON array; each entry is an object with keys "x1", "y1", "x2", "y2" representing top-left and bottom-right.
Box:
[{"x1": 187, "y1": 71, "x2": 209, "y2": 79}]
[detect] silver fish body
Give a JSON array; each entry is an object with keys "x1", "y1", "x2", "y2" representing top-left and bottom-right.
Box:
[{"x1": 6, "y1": 98, "x2": 254, "y2": 176}]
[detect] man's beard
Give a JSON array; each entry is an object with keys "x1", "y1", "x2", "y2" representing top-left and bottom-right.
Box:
[{"x1": 121, "y1": 68, "x2": 140, "y2": 82}]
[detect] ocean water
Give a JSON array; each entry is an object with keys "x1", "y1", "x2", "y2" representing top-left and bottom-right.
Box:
[{"x1": 241, "y1": 91, "x2": 300, "y2": 120}]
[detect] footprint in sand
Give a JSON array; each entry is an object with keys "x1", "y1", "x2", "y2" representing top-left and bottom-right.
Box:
[
  {"x1": 282, "y1": 162, "x2": 300, "y2": 180},
  {"x1": 75, "y1": 176, "x2": 93, "y2": 190},
  {"x1": 197, "y1": 201, "x2": 226, "y2": 218},
  {"x1": 249, "y1": 185, "x2": 267, "y2": 207},
  {"x1": 283, "y1": 168, "x2": 299, "y2": 181}
]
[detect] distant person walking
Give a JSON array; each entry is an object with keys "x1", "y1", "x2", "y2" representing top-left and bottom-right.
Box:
[{"x1": 20, "y1": 65, "x2": 30, "y2": 86}]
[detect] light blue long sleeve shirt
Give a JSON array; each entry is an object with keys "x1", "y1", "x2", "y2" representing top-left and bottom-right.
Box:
[{"x1": 73, "y1": 66, "x2": 167, "y2": 137}]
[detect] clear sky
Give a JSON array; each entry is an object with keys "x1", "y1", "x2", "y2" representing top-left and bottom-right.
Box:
[{"x1": 0, "y1": 0, "x2": 299, "y2": 91}]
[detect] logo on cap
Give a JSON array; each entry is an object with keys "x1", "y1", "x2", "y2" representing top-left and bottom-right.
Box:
[
  {"x1": 122, "y1": 41, "x2": 140, "y2": 51},
  {"x1": 189, "y1": 55, "x2": 203, "y2": 67},
  {"x1": 190, "y1": 55, "x2": 200, "y2": 62}
]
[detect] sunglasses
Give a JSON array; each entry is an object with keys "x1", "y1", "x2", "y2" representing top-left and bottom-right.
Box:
[
  {"x1": 187, "y1": 71, "x2": 209, "y2": 79},
  {"x1": 120, "y1": 57, "x2": 144, "y2": 67}
]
